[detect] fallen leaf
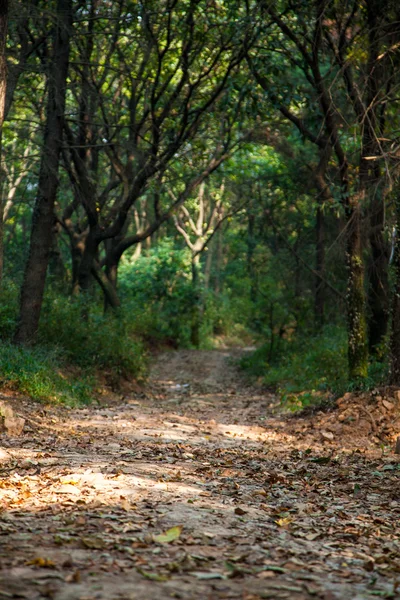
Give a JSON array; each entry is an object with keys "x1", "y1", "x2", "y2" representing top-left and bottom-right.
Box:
[
  {"x1": 153, "y1": 525, "x2": 182, "y2": 543},
  {"x1": 190, "y1": 571, "x2": 226, "y2": 580},
  {"x1": 55, "y1": 484, "x2": 81, "y2": 496},
  {"x1": 234, "y1": 507, "x2": 247, "y2": 516},
  {"x1": 275, "y1": 517, "x2": 292, "y2": 528},
  {"x1": 26, "y1": 557, "x2": 56, "y2": 568},
  {"x1": 81, "y1": 536, "x2": 105, "y2": 549},
  {"x1": 137, "y1": 568, "x2": 169, "y2": 582}
]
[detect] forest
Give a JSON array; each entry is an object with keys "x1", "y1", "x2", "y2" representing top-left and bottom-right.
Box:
[
  {"x1": 1, "y1": 0, "x2": 400, "y2": 402},
  {"x1": 0, "y1": 2, "x2": 400, "y2": 600},
  {"x1": 0, "y1": 0, "x2": 399, "y2": 397}
]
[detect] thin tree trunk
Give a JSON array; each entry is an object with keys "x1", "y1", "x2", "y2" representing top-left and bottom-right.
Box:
[
  {"x1": 215, "y1": 223, "x2": 223, "y2": 295},
  {"x1": 315, "y1": 202, "x2": 325, "y2": 328},
  {"x1": 390, "y1": 192, "x2": 400, "y2": 384},
  {"x1": 365, "y1": 0, "x2": 389, "y2": 354},
  {"x1": 368, "y1": 184, "x2": 389, "y2": 353},
  {"x1": 247, "y1": 209, "x2": 257, "y2": 303},
  {"x1": 92, "y1": 263, "x2": 120, "y2": 311},
  {"x1": 191, "y1": 254, "x2": 201, "y2": 347},
  {"x1": 346, "y1": 201, "x2": 368, "y2": 379},
  {"x1": 313, "y1": 146, "x2": 331, "y2": 329},
  {"x1": 14, "y1": 0, "x2": 73, "y2": 344},
  {"x1": 204, "y1": 240, "x2": 213, "y2": 292},
  {"x1": 0, "y1": 0, "x2": 8, "y2": 283}
]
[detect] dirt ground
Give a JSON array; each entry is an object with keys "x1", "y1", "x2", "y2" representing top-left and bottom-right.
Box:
[{"x1": 0, "y1": 349, "x2": 399, "y2": 600}]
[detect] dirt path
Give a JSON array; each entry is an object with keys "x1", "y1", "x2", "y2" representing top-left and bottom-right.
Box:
[{"x1": 0, "y1": 349, "x2": 399, "y2": 599}]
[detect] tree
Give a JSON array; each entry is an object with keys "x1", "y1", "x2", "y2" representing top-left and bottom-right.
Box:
[
  {"x1": 0, "y1": 0, "x2": 8, "y2": 282},
  {"x1": 14, "y1": 0, "x2": 73, "y2": 344},
  {"x1": 247, "y1": 0, "x2": 400, "y2": 379}
]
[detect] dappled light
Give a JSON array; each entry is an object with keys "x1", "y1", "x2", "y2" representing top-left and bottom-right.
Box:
[{"x1": 0, "y1": 350, "x2": 399, "y2": 599}]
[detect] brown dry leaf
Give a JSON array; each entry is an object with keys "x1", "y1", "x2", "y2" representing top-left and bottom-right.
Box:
[
  {"x1": 55, "y1": 484, "x2": 81, "y2": 495},
  {"x1": 26, "y1": 557, "x2": 56, "y2": 568},
  {"x1": 275, "y1": 517, "x2": 292, "y2": 528},
  {"x1": 4, "y1": 416, "x2": 25, "y2": 436},
  {"x1": 234, "y1": 507, "x2": 247, "y2": 516},
  {"x1": 81, "y1": 536, "x2": 105, "y2": 549}
]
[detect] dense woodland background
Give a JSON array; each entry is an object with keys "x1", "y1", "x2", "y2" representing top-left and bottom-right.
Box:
[{"x1": 0, "y1": 0, "x2": 400, "y2": 407}]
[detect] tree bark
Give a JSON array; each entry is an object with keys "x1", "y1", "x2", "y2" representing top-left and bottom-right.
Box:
[
  {"x1": 247, "y1": 207, "x2": 257, "y2": 304},
  {"x1": 315, "y1": 202, "x2": 325, "y2": 328},
  {"x1": 313, "y1": 145, "x2": 331, "y2": 329},
  {"x1": 191, "y1": 254, "x2": 201, "y2": 348},
  {"x1": 368, "y1": 183, "x2": 389, "y2": 353},
  {"x1": 14, "y1": 0, "x2": 73, "y2": 344},
  {"x1": 0, "y1": 0, "x2": 8, "y2": 284},
  {"x1": 390, "y1": 191, "x2": 400, "y2": 384},
  {"x1": 346, "y1": 200, "x2": 368, "y2": 380}
]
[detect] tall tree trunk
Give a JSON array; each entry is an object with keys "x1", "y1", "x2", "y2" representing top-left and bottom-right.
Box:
[
  {"x1": 103, "y1": 241, "x2": 121, "y2": 312},
  {"x1": 315, "y1": 201, "x2": 325, "y2": 328},
  {"x1": 215, "y1": 223, "x2": 223, "y2": 295},
  {"x1": 247, "y1": 209, "x2": 257, "y2": 303},
  {"x1": 346, "y1": 201, "x2": 368, "y2": 379},
  {"x1": 364, "y1": 1, "x2": 389, "y2": 354},
  {"x1": 191, "y1": 254, "x2": 201, "y2": 348},
  {"x1": 0, "y1": 0, "x2": 8, "y2": 283},
  {"x1": 390, "y1": 191, "x2": 400, "y2": 384},
  {"x1": 368, "y1": 184, "x2": 389, "y2": 353},
  {"x1": 204, "y1": 240, "x2": 213, "y2": 292},
  {"x1": 14, "y1": 0, "x2": 72, "y2": 344},
  {"x1": 313, "y1": 145, "x2": 331, "y2": 329}
]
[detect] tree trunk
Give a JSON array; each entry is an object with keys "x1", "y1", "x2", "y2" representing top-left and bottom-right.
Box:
[
  {"x1": 215, "y1": 225, "x2": 223, "y2": 295},
  {"x1": 103, "y1": 248, "x2": 120, "y2": 312},
  {"x1": 363, "y1": 0, "x2": 390, "y2": 355},
  {"x1": 92, "y1": 262, "x2": 120, "y2": 311},
  {"x1": 390, "y1": 192, "x2": 400, "y2": 384},
  {"x1": 0, "y1": 0, "x2": 8, "y2": 284},
  {"x1": 346, "y1": 201, "x2": 368, "y2": 380},
  {"x1": 315, "y1": 201, "x2": 325, "y2": 328},
  {"x1": 14, "y1": 0, "x2": 72, "y2": 344},
  {"x1": 313, "y1": 146, "x2": 331, "y2": 329},
  {"x1": 247, "y1": 209, "x2": 257, "y2": 303},
  {"x1": 77, "y1": 230, "x2": 97, "y2": 293},
  {"x1": 368, "y1": 184, "x2": 389, "y2": 354},
  {"x1": 191, "y1": 254, "x2": 201, "y2": 348}
]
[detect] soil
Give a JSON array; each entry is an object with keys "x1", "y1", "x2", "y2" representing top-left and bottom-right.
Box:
[{"x1": 0, "y1": 349, "x2": 399, "y2": 600}]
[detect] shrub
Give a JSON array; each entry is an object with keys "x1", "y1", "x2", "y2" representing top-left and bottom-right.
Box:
[
  {"x1": 119, "y1": 240, "x2": 196, "y2": 347},
  {"x1": 38, "y1": 294, "x2": 147, "y2": 380}
]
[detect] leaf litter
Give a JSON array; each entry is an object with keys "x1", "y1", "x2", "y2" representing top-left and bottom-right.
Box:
[{"x1": 0, "y1": 349, "x2": 398, "y2": 599}]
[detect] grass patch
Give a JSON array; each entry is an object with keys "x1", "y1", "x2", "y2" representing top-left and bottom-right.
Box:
[{"x1": 0, "y1": 343, "x2": 95, "y2": 405}]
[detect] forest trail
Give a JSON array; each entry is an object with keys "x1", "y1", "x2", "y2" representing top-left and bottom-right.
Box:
[{"x1": 0, "y1": 350, "x2": 399, "y2": 600}]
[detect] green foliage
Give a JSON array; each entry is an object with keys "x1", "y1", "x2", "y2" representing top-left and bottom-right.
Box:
[
  {"x1": 0, "y1": 279, "x2": 19, "y2": 339},
  {"x1": 0, "y1": 283, "x2": 147, "y2": 404},
  {"x1": 265, "y1": 326, "x2": 348, "y2": 409},
  {"x1": 0, "y1": 343, "x2": 93, "y2": 406},
  {"x1": 242, "y1": 325, "x2": 389, "y2": 410},
  {"x1": 38, "y1": 294, "x2": 147, "y2": 380},
  {"x1": 119, "y1": 240, "x2": 196, "y2": 347}
]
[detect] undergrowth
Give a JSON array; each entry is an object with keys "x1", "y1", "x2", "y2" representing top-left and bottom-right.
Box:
[
  {"x1": 241, "y1": 325, "x2": 388, "y2": 411},
  {"x1": 0, "y1": 281, "x2": 148, "y2": 405}
]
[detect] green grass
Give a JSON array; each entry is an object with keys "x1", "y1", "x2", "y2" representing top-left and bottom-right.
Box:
[
  {"x1": 0, "y1": 281, "x2": 148, "y2": 406},
  {"x1": 0, "y1": 343, "x2": 94, "y2": 405}
]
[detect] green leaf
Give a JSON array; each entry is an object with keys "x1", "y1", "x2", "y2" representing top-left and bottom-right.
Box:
[
  {"x1": 153, "y1": 525, "x2": 183, "y2": 543},
  {"x1": 137, "y1": 568, "x2": 169, "y2": 582}
]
